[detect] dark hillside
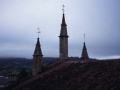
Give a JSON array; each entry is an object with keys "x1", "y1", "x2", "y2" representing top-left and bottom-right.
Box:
[{"x1": 0, "y1": 57, "x2": 58, "y2": 70}]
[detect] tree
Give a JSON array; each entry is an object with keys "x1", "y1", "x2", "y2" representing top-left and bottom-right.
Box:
[{"x1": 18, "y1": 69, "x2": 28, "y2": 80}]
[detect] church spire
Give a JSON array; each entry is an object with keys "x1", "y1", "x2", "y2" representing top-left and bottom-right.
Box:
[
  {"x1": 33, "y1": 28, "x2": 43, "y2": 76},
  {"x1": 59, "y1": 5, "x2": 68, "y2": 37},
  {"x1": 81, "y1": 34, "x2": 89, "y2": 60},
  {"x1": 59, "y1": 5, "x2": 69, "y2": 60}
]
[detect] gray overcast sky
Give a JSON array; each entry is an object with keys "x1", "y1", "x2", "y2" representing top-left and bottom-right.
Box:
[{"x1": 0, "y1": 0, "x2": 120, "y2": 59}]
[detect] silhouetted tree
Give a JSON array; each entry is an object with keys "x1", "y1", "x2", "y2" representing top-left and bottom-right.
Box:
[{"x1": 18, "y1": 69, "x2": 28, "y2": 80}]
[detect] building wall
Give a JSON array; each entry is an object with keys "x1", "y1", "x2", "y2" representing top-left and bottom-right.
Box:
[
  {"x1": 33, "y1": 56, "x2": 42, "y2": 75},
  {"x1": 59, "y1": 37, "x2": 68, "y2": 59}
]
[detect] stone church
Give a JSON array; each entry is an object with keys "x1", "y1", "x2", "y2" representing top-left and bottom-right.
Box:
[{"x1": 32, "y1": 6, "x2": 89, "y2": 75}]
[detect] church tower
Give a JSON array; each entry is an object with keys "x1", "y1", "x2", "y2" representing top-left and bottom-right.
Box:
[
  {"x1": 33, "y1": 28, "x2": 43, "y2": 75},
  {"x1": 59, "y1": 5, "x2": 69, "y2": 60},
  {"x1": 80, "y1": 34, "x2": 89, "y2": 60}
]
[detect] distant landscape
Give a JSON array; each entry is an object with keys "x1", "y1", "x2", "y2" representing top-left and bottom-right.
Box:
[
  {"x1": 0, "y1": 57, "x2": 80, "y2": 71},
  {"x1": 0, "y1": 57, "x2": 56, "y2": 71}
]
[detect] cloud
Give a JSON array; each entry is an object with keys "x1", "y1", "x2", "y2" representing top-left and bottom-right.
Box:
[{"x1": 0, "y1": 0, "x2": 120, "y2": 59}]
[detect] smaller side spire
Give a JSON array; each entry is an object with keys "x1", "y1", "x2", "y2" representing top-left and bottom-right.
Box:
[
  {"x1": 33, "y1": 28, "x2": 43, "y2": 76},
  {"x1": 81, "y1": 42, "x2": 89, "y2": 60},
  {"x1": 33, "y1": 27, "x2": 42, "y2": 56},
  {"x1": 80, "y1": 34, "x2": 89, "y2": 60}
]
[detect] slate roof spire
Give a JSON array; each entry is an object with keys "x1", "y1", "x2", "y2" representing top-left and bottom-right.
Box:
[
  {"x1": 81, "y1": 34, "x2": 89, "y2": 60},
  {"x1": 33, "y1": 38, "x2": 43, "y2": 56}
]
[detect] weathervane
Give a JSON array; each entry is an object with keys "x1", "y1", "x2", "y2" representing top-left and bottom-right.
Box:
[
  {"x1": 84, "y1": 34, "x2": 85, "y2": 42},
  {"x1": 62, "y1": 4, "x2": 65, "y2": 14},
  {"x1": 37, "y1": 27, "x2": 41, "y2": 38}
]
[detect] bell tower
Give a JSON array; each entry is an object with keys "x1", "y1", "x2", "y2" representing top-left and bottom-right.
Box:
[{"x1": 59, "y1": 5, "x2": 69, "y2": 60}]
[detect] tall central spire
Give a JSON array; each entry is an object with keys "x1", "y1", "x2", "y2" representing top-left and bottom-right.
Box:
[
  {"x1": 59, "y1": 5, "x2": 69, "y2": 60},
  {"x1": 60, "y1": 5, "x2": 68, "y2": 36}
]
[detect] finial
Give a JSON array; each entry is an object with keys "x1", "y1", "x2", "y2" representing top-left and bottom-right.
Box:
[
  {"x1": 62, "y1": 4, "x2": 65, "y2": 14},
  {"x1": 84, "y1": 34, "x2": 85, "y2": 42},
  {"x1": 37, "y1": 27, "x2": 41, "y2": 38}
]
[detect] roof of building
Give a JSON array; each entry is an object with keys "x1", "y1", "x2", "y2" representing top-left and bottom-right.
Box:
[{"x1": 11, "y1": 59, "x2": 120, "y2": 90}]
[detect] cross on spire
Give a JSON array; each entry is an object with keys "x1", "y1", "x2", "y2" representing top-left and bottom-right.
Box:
[
  {"x1": 62, "y1": 4, "x2": 65, "y2": 14},
  {"x1": 84, "y1": 34, "x2": 85, "y2": 42},
  {"x1": 37, "y1": 27, "x2": 41, "y2": 38}
]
